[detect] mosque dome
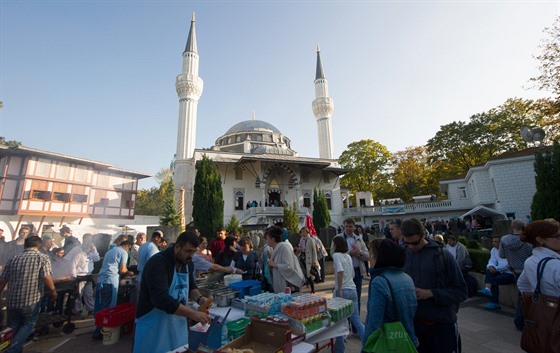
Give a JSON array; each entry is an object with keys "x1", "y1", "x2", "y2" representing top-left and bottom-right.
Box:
[
  {"x1": 213, "y1": 119, "x2": 297, "y2": 155},
  {"x1": 225, "y1": 120, "x2": 281, "y2": 135}
]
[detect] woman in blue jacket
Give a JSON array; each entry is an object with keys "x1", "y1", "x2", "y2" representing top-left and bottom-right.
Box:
[{"x1": 363, "y1": 239, "x2": 418, "y2": 348}]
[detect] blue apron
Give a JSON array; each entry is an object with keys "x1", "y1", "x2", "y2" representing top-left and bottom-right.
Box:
[{"x1": 133, "y1": 267, "x2": 190, "y2": 353}]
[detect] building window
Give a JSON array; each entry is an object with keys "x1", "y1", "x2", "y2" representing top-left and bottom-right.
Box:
[
  {"x1": 56, "y1": 163, "x2": 70, "y2": 180},
  {"x1": 121, "y1": 192, "x2": 134, "y2": 208},
  {"x1": 53, "y1": 192, "x2": 70, "y2": 202},
  {"x1": 72, "y1": 194, "x2": 88, "y2": 203},
  {"x1": 235, "y1": 167, "x2": 243, "y2": 180},
  {"x1": 234, "y1": 190, "x2": 244, "y2": 210},
  {"x1": 325, "y1": 192, "x2": 332, "y2": 210},
  {"x1": 31, "y1": 190, "x2": 51, "y2": 201},
  {"x1": 459, "y1": 187, "x2": 467, "y2": 199},
  {"x1": 301, "y1": 168, "x2": 310, "y2": 183},
  {"x1": 35, "y1": 159, "x2": 51, "y2": 177},
  {"x1": 303, "y1": 191, "x2": 311, "y2": 208},
  {"x1": 322, "y1": 172, "x2": 330, "y2": 184}
]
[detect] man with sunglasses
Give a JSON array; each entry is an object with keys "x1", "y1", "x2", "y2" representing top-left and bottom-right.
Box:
[{"x1": 401, "y1": 218, "x2": 467, "y2": 353}]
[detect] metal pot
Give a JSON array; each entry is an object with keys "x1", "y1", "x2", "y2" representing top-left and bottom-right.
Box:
[{"x1": 213, "y1": 289, "x2": 239, "y2": 307}]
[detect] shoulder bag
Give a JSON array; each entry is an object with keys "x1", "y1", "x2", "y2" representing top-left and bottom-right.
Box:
[
  {"x1": 363, "y1": 275, "x2": 417, "y2": 353},
  {"x1": 520, "y1": 257, "x2": 560, "y2": 353}
]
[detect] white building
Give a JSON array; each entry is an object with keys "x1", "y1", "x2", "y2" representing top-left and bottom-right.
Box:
[{"x1": 172, "y1": 15, "x2": 346, "y2": 227}]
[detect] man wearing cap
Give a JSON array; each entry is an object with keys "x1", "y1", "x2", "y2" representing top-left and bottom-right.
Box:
[{"x1": 137, "y1": 230, "x2": 164, "y2": 285}]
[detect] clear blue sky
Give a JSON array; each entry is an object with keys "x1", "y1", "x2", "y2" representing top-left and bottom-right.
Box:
[{"x1": 1, "y1": 1, "x2": 557, "y2": 189}]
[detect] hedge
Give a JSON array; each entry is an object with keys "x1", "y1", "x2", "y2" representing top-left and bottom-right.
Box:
[{"x1": 469, "y1": 248, "x2": 491, "y2": 273}]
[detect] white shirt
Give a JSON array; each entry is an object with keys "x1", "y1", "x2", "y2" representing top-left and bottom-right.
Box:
[
  {"x1": 332, "y1": 252, "x2": 356, "y2": 291},
  {"x1": 487, "y1": 247, "x2": 511, "y2": 273},
  {"x1": 517, "y1": 247, "x2": 560, "y2": 296}
]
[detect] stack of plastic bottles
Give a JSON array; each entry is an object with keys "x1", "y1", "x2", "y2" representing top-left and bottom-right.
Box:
[
  {"x1": 245, "y1": 292, "x2": 292, "y2": 318},
  {"x1": 281, "y1": 294, "x2": 330, "y2": 333},
  {"x1": 326, "y1": 297, "x2": 353, "y2": 323}
]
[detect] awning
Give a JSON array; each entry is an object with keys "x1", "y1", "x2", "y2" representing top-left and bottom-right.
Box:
[{"x1": 460, "y1": 206, "x2": 507, "y2": 220}]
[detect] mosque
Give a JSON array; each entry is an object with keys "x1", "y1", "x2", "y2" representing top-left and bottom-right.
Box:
[{"x1": 171, "y1": 15, "x2": 347, "y2": 227}]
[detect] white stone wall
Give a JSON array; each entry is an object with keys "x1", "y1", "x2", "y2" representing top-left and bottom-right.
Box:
[{"x1": 488, "y1": 159, "x2": 536, "y2": 219}]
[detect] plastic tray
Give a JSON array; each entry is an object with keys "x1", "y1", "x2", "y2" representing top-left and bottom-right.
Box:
[
  {"x1": 229, "y1": 280, "x2": 261, "y2": 299},
  {"x1": 226, "y1": 318, "x2": 251, "y2": 340}
]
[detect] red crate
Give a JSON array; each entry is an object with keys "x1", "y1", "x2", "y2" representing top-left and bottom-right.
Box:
[{"x1": 95, "y1": 302, "x2": 136, "y2": 328}]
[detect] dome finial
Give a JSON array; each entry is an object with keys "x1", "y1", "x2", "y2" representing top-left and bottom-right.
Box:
[
  {"x1": 192, "y1": 12, "x2": 195, "y2": 22},
  {"x1": 252, "y1": 110, "x2": 256, "y2": 121},
  {"x1": 316, "y1": 43, "x2": 320, "y2": 53}
]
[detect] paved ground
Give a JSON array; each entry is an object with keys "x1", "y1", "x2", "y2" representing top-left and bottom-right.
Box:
[{"x1": 23, "y1": 274, "x2": 523, "y2": 353}]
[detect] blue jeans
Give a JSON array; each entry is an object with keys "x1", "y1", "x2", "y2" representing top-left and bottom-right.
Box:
[
  {"x1": 484, "y1": 270, "x2": 515, "y2": 304},
  {"x1": 6, "y1": 302, "x2": 41, "y2": 353},
  {"x1": 334, "y1": 288, "x2": 365, "y2": 353},
  {"x1": 93, "y1": 283, "x2": 114, "y2": 337}
]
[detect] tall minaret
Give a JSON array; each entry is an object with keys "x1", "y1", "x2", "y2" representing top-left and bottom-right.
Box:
[
  {"x1": 312, "y1": 45, "x2": 334, "y2": 159},
  {"x1": 174, "y1": 13, "x2": 203, "y2": 224},
  {"x1": 176, "y1": 13, "x2": 203, "y2": 160}
]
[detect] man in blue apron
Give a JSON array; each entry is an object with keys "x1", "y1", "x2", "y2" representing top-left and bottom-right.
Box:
[{"x1": 133, "y1": 231, "x2": 212, "y2": 353}]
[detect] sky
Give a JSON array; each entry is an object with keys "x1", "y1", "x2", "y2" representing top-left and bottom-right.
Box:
[{"x1": 1, "y1": 1, "x2": 558, "y2": 189}]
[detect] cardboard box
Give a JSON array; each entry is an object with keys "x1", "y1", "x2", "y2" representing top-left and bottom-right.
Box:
[{"x1": 220, "y1": 318, "x2": 292, "y2": 353}]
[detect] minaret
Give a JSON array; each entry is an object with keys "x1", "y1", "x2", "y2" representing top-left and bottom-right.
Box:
[
  {"x1": 176, "y1": 13, "x2": 203, "y2": 160},
  {"x1": 312, "y1": 45, "x2": 334, "y2": 159},
  {"x1": 174, "y1": 13, "x2": 203, "y2": 224}
]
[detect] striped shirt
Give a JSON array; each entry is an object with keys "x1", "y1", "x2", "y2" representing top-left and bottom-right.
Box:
[
  {"x1": 1, "y1": 249, "x2": 52, "y2": 308},
  {"x1": 499, "y1": 233, "x2": 532, "y2": 275}
]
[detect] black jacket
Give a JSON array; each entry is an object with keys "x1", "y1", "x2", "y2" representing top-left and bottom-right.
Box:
[
  {"x1": 136, "y1": 245, "x2": 197, "y2": 319},
  {"x1": 403, "y1": 239, "x2": 467, "y2": 323}
]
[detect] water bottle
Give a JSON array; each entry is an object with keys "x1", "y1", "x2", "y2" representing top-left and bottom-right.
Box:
[{"x1": 221, "y1": 324, "x2": 229, "y2": 346}]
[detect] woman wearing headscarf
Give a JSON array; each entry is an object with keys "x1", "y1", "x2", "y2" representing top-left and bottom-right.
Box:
[{"x1": 266, "y1": 226, "x2": 305, "y2": 293}]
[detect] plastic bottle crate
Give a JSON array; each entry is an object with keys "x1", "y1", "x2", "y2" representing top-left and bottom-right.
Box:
[
  {"x1": 229, "y1": 280, "x2": 261, "y2": 299},
  {"x1": 95, "y1": 302, "x2": 137, "y2": 328},
  {"x1": 226, "y1": 318, "x2": 251, "y2": 341}
]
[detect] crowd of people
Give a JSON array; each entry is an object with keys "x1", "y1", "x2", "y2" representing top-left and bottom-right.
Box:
[{"x1": 0, "y1": 215, "x2": 558, "y2": 353}]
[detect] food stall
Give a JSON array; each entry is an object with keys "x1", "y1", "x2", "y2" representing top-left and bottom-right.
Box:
[{"x1": 177, "y1": 279, "x2": 351, "y2": 353}]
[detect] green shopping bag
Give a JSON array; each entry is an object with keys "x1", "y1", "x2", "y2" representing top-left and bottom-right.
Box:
[
  {"x1": 363, "y1": 321, "x2": 417, "y2": 353},
  {"x1": 363, "y1": 275, "x2": 417, "y2": 353}
]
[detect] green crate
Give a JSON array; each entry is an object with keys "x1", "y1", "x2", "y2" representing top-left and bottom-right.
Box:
[{"x1": 226, "y1": 318, "x2": 251, "y2": 341}]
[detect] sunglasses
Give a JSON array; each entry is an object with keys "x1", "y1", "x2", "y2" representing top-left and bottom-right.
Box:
[{"x1": 403, "y1": 235, "x2": 422, "y2": 246}]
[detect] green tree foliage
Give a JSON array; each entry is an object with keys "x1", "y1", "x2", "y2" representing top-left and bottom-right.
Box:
[
  {"x1": 338, "y1": 140, "x2": 394, "y2": 200},
  {"x1": 283, "y1": 201, "x2": 299, "y2": 234},
  {"x1": 392, "y1": 146, "x2": 439, "y2": 202},
  {"x1": 312, "y1": 189, "x2": 331, "y2": 230},
  {"x1": 427, "y1": 98, "x2": 560, "y2": 178},
  {"x1": 225, "y1": 214, "x2": 243, "y2": 235},
  {"x1": 0, "y1": 137, "x2": 22, "y2": 148},
  {"x1": 159, "y1": 176, "x2": 181, "y2": 226},
  {"x1": 136, "y1": 169, "x2": 173, "y2": 216},
  {"x1": 531, "y1": 17, "x2": 560, "y2": 98},
  {"x1": 531, "y1": 142, "x2": 560, "y2": 221},
  {"x1": 192, "y1": 155, "x2": 224, "y2": 238}
]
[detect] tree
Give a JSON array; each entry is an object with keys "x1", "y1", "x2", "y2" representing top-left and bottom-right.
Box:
[
  {"x1": 531, "y1": 142, "x2": 560, "y2": 221},
  {"x1": 136, "y1": 168, "x2": 174, "y2": 216},
  {"x1": 192, "y1": 155, "x2": 224, "y2": 238},
  {"x1": 225, "y1": 214, "x2": 243, "y2": 235},
  {"x1": 283, "y1": 201, "x2": 299, "y2": 234},
  {"x1": 427, "y1": 98, "x2": 560, "y2": 178},
  {"x1": 338, "y1": 140, "x2": 394, "y2": 200},
  {"x1": 531, "y1": 17, "x2": 560, "y2": 98},
  {"x1": 159, "y1": 176, "x2": 181, "y2": 226},
  {"x1": 392, "y1": 146, "x2": 439, "y2": 202},
  {"x1": 313, "y1": 188, "x2": 331, "y2": 230}
]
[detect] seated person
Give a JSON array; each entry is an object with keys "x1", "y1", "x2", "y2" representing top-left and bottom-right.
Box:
[{"x1": 478, "y1": 236, "x2": 515, "y2": 310}]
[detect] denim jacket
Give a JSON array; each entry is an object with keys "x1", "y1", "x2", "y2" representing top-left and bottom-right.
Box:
[{"x1": 363, "y1": 267, "x2": 418, "y2": 347}]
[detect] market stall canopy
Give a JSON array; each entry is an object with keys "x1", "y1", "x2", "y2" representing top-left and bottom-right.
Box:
[{"x1": 460, "y1": 206, "x2": 507, "y2": 220}]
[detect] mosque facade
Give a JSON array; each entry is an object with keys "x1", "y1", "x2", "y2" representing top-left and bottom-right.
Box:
[{"x1": 172, "y1": 15, "x2": 347, "y2": 228}]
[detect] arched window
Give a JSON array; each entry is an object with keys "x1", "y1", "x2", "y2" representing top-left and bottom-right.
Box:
[
  {"x1": 325, "y1": 192, "x2": 332, "y2": 210},
  {"x1": 234, "y1": 190, "x2": 244, "y2": 210},
  {"x1": 303, "y1": 192, "x2": 311, "y2": 208}
]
